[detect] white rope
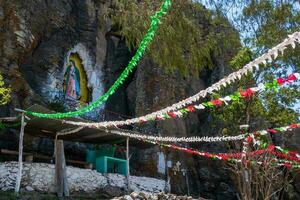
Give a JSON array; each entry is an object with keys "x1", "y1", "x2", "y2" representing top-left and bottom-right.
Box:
[
  {"x1": 57, "y1": 127, "x2": 84, "y2": 136},
  {"x1": 105, "y1": 128, "x2": 246, "y2": 142},
  {"x1": 91, "y1": 124, "x2": 297, "y2": 143},
  {"x1": 64, "y1": 31, "x2": 300, "y2": 128}
]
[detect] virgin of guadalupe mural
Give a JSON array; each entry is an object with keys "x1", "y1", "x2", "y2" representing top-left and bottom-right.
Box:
[
  {"x1": 63, "y1": 53, "x2": 89, "y2": 105},
  {"x1": 64, "y1": 60, "x2": 81, "y2": 100}
]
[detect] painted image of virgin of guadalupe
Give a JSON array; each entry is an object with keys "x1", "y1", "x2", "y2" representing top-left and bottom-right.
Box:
[{"x1": 64, "y1": 60, "x2": 81, "y2": 100}]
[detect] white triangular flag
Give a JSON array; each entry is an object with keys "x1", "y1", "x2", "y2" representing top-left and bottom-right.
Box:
[
  {"x1": 279, "y1": 47, "x2": 287, "y2": 55},
  {"x1": 291, "y1": 41, "x2": 296, "y2": 49},
  {"x1": 224, "y1": 96, "x2": 232, "y2": 101},
  {"x1": 250, "y1": 87, "x2": 260, "y2": 92},
  {"x1": 273, "y1": 50, "x2": 278, "y2": 59},
  {"x1": 194, "y1": 104, "x2": 205, "y2": 110}
]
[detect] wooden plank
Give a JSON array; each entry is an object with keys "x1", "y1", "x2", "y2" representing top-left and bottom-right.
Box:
[
  {"x1": 15, "y1": 114, "x2": 26, "y2": 193},
  {"x1": 126, "y1": 137, "x2": 131, "y2": 191},
  {"x1": 0, "y1": 149, "x2": 88, "y2": 165},
  {"x1": 1, "y1": 149, "x2": 32, "y2": 156},
  {"x1": 0, "y1": 116, "x2": 19, "y2": 122},
  {"x1": 55, "y1": 140, "x2": 69, "y2": 197}
]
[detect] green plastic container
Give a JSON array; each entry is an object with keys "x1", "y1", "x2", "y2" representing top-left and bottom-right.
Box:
[
  {"x1": 96, "y1": 156, "x2": 127, "y2": 175},
  {"x1": 95, "y1": 146, "x2": 116, "y2": 157},
  {"x1": 86, "y1": 146, "x2": 117, "y2": 166}
]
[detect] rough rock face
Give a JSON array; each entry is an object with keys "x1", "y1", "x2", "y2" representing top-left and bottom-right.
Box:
[
  {"x1": 0, "y1": 162, "x2": 166, "y2": 198},
  {"x1": 0, "y1": 0, "x2": 107, "y2": 119},
  {"x1": 0, "y1": 0, "x2": 239, "y2": 199}
]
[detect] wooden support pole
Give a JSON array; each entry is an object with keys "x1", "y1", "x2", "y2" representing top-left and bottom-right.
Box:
[
  {"x1": 15, "y1": 114, "x2": 26, "y2": 193},
  {"x1": 55, "y1": 139, "x2": 69, "y2": 197},
  {"x1": 164, "y1": 149, "x2": 171, "y2": 193},
  {"x1": 240, "y1": 125, "x2": 251, "y2": 200},
  {"x1": 126, "y1": 137, "x2": 130, "y2": 191}
]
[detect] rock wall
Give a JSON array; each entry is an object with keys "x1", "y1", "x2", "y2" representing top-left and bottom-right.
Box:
[
  {"x1": 121, "y1": 58, "x2": 237, "y2": 199},
  {"x1": 0, "y1": 0, "x2": 109, "y2": 119},
  {"x1": 0, "y1": 162, "x2": 166, "y2": 198},
  {"x1": 1, "y1": 0, "x2": 239, "y2": 199}
]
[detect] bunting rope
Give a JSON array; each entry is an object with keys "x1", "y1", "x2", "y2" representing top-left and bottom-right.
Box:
[
  {"x1": 248, "y1": 130, "x2": 300, "y2": 163},
  {"x1": 63, "y1": 31, "x2": 300, "y2": 127},
  {"x1": 144, "y1": 139, "x2": 300, "y2": 169},
  {"x1": 89, "y1": 123, "x2": 300, "y2": 143},
  {"x1": 24, "y1": 0, "x2": 172, "y2": 119},
  {"x1": 65, "y1": 72, "x2": 299, "y2": 127}
]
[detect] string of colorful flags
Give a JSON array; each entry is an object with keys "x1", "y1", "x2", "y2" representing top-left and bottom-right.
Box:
[
  {"x1": 64, "y1": 72, "x2": 299, "y2": 127},
  {"x1": 61, "y1": 31, "x2": 300, "y2": 127},
  {"x1": 24, "y1": 0, "x2": 172, "y2": 119},
  {"x1": 4, "y1": 72, "x2": 298, "y2": 132},
  {"x1": 18, "y1": 30, "x2": 299, "y2": 120},
  {"x1": 97, "y1": 123, "x2": 300, "y2": 144},
  {"x1": 143, "y1": 135, "x2": 300, "y2": 169},
  {"x1": 2, "y1": 8, "x2": 298, "y2": 173}
]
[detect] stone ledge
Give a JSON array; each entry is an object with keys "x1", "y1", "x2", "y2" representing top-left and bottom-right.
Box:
[{"x1": 0, "y1": 162, "x2": 166, "y2": 197}]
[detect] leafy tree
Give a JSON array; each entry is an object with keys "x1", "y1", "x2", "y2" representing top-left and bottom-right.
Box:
[
  {"x1": 204, "y1": 1, "x2": 300, "y2": 199},
  {"x1": 107, "y1": 1, "x2": 299, "y2": 198},
  {"x1": 109, "y1": 0, "x2": 299, "y2": 131},
  {"x1": 207, "y1": 0, "x2": 300, "y2": 133},
  {"x1": 108, "y1": 0, "x2": 240, "y2": 75}
]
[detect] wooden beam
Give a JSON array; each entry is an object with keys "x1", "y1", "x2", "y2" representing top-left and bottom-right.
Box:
[
  {"x1": 14, "y1": 108, "x2": 26, "y2": 113},
  {"x1": 15, "y1": 114, "x2": 26, "y2": 193},
  {"x1": 55, "y1": 140, "x2": 69, "y2": 197},
  {"x1": 0, "y1": 117, "x2": 19, "y2": 122},
  {"x1": 1, "y1": 149, "x2": 31, "y2": 156},
  {"x1": 126, "y1": 137, "x2": 131, "y2": 191},
  {"x1": 57, "y1": 127, "x2": 84, "y2": 136},
  {"x1": 0, "y1": 149, "x2": 88, "y2": 165}
]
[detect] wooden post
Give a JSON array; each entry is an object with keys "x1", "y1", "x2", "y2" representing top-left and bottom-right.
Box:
[
  {"x1": 15, "y1": 114, "x2": 26, "y2": 193},
  {"x1": 240, "y1": 125, "x2": 251, "y2": 200},
  {"x1": 126, "y1": 137, "x2": 130, "y2": 191},
  {"x1": 55, "y1": 139, "x2": 69, "y2": 197},
  {"x1": 163, "y1": 149, "x2": 171, "y2": 193},
  {"x1": 184, "y1": 169, "x2": 190, "y2": 196}
]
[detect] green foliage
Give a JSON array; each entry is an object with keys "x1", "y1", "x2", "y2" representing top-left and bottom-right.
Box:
[
  {"x1": 208, "y1": 0, "x2": 300, "y2": 134},
  {"x1": 229, "y1": 47, "x2": 253, "y2": 70},
  {"x1": 109, "y1": 0, "x2": 299, "y2": 131},
  {"x1": 0, "y1": 72, "x2": 10, "y2": 105},
  {"x1": 109, "y1": 0, "x2": 240, "y2": 76}
]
